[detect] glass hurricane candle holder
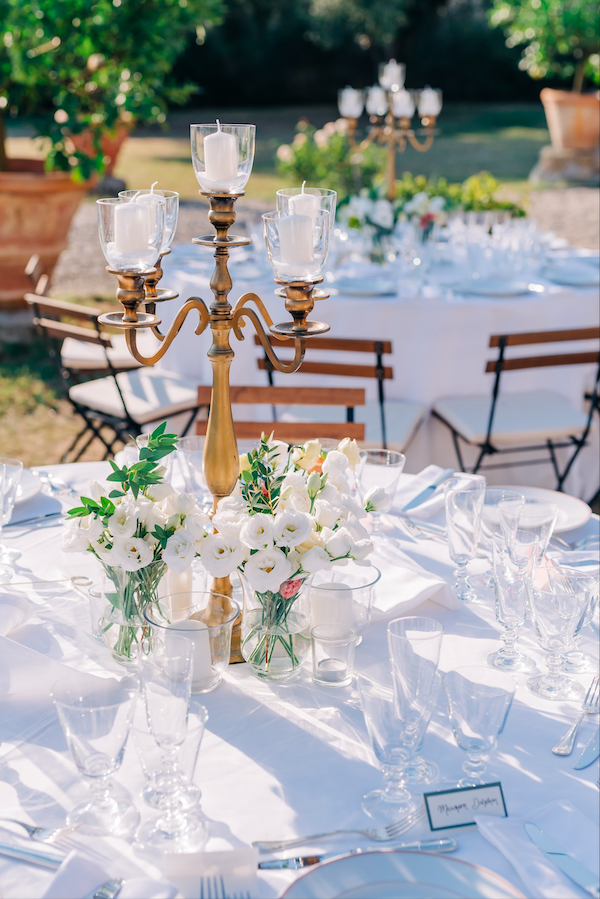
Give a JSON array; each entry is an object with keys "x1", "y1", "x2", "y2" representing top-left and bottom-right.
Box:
[
  {"x1": 190, "y1": 123, "x2": 255, "y2": 194},
  {"x1": 276, "y1": 187, "x2": 337, "y2": 243},
  {"x1": 338, "y1": 86, "x2": 365, "y2": 118},
  {"x1": 379, "y1": 59, "x2": 405, "y2": 92},
  {"x1": 262, "y1": 208, "x2": 331, "y2": 282},
  {"x1": 119, "y1": 189, "x2": 179, "y2": 252},
  {"x1": 310, "y1": 560, "x2": 381, "y2": 642},
  {"x1": 97, "y1": 196, "x2": 165, "y2": 272},
  {"x1": 417, "y1": 87, "x2": 443, "y2": 118}
]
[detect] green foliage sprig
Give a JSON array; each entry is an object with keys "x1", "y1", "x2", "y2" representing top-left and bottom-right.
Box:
[{"x1": 239, "y1": 436, "x2": 289, "y2": 516}]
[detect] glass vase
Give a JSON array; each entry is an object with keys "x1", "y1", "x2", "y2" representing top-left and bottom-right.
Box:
[
  {"x1": 100, "y1": 561, "x2": 166, "y2": 664},
  {"x1": 240, "y1": 573, "x2": 312, "y2": 681}
]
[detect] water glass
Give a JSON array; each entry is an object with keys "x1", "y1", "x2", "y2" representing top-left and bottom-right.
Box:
[
  {"x1": 546, "y1": 555, "x2": 599, "y2": 674},
  {"x1": 488, "y1": 531, "x2": 538, "y2": 672},
  {"x1": 87, "y1": 584, "x2": 110, "y2": 641},
  {"x1": 443, "y1": 666, "x2": 516, "y2": 786},
  {"x1": 0, "y1": 456, "x2": 24, "y2": 568},
  {"x1": 444, "y1": 475, "x2": 486, "y2": 602},
  {"x1": 498, "y1": 498, "x2": 558, "y2": 564},
  {"x1": 311, "y1": 624, "x2": 356, "y2": 687},
  {"x1": 310, "y1": 561, "x2": 381, "y2": 641},
  {"x1": 357, "y1": 449, "x2": 406, "y2": 535},
  {"x1": 467, "y1": 488, "x2": 524, "y2": 596},
  {"x1": 387, "y1": 617, "x2": 443, "y2": 786},
  {"x1": 527, "y1": 570, "x2": 589, "y2": 701},
  {"x1": 176, "y1": 436, "x2": 211, "y2": 507},
  {"x1": 52, "y1": 673, "x2": 140, "y2": 836}
]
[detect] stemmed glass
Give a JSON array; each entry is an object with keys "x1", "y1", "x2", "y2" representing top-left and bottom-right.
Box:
[
  {"x1": 0, "y1": 457, "x2": 24, "y2": 571},
  {"x1": 51, "y1": 673, "x2": 140, "y2": 836},
  {"x1": 498, "y1": 498, "x2": 558, "y2": 565},
  {"x1": 443, "y1": 666, "x2": 516, "y2": 787},
  {"x1": 387, "y1": 617, "x2": 443, "y2": 786},
  {"x1": 357, "y1": 449, "x2": 406, "y2": 536},
  {"x1": 467, "y1": 488, "x2": 524, "y2": 597},
  {"x1": 444, "y1": 475, "x2": 486, "y2": 602},
  {"x1": 546, "y1": 555, "x2": 599, "y2": 674},
  {"x1": 137, "y1": 634, "x2": 207, "y2": 851},
  {"x1": 527, "y1": 569, "x2": 589, "y2": 701},
  {"x1": 488, "y1": 531, "x2": 538, "y2": 672},
  {"x1": 176, "y1": 436, "x2": 211, "y2": 509}
]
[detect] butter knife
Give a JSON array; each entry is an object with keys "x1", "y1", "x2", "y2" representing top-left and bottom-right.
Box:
[
  {"x1": 401, "y1": 469, "x2": 454, "y2": 512},
  {"x1": 0, "y1": 840, "x2": 64, "y2": 869},
  {"x1": 524, "y1": 823, "x2": 600, "y2": 898},
  {"x1": 258, "y1": 838, "x2": 457, "y2": 869},
  {"x1": 574, "y1": 727, "x2": 600, "y2": 770}
]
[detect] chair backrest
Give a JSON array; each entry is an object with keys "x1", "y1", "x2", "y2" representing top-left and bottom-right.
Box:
[
  {"x1": 196, "y1": 384, "x2": 366, "y2": 442},
  {"x1": 25, "y1": 254, "x2": 49, "y2": 296},
  {"x1": 24, "y1": 293, "x2": 113, "y2": 349},
  {"x1": 486, "y1": 327, "x2": 600, "y2": 373},
  {"x1": 254, "y1": 335, "x2": 393, "y2": 381}
]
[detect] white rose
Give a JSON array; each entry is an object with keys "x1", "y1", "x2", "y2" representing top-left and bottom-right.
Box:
[
  {"x1": 301, "y1": 545, "x2": 333, "y2": 574},
  {"x1": 273, "y1": 509, "x2": 313, "y2": 548},
  {"x1": 351, "y1": 538, "x2": 373, "y2": 560},
  {"x1": 200, "y1": 533, "x2": 244, "y2": 578},
  {"x1": 325, "y1": 527, "x2": 353, "y2": 559},
  {"x1": 314, "y1": 499, "x2": 342, "y2": 530},
  {"x1": 322, "y1": 450, "x2": 348, "y2": 477},
  {"x1": 295, "y1": 439, "x2": 321, "y2": 471},
  {"x1": 111, "y1": 536, "x2": 154, "y2": 572},
  {"x1": 145, "y1": 482, "x2": 176, "y2": 503},
  {"x1": 364, "y1": 486, "x2": 391, "y2": 513},
  {"x1": 163, "y1": 529, "x2": 197, "y2": 573},
  {"x1": 337, "y1": 437, "x2": 361, "y2": 470},
  {"x1": 240, "y1": 513, "x2": 274, "y2": 550},
  {"x1": 107, "y1": 502, "x2": 139, "y2": 538},
  {"x1": 244, "y1": 547, "x2": 292, "y2": 593}
]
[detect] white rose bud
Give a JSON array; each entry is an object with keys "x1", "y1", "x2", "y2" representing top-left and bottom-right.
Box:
[
  {"x1": 301, "y1": 545, "x2": 333, "y2": 574},
  {"x1": 295, "y1": 439, "x2": 321, "y2": 471},
  {"x1": 363, "y1": 486, "x2": 391, "y2": 513},
  {"x1": 322, "y1": 450, "x2": 348, "y2": 477},
  {"x1": 325, "y1": 527, "x2": 353, "y2": 559},
  {"x1": 350, "y1": 538, "x2": 373, "y2": 560},
  {"x1": 337, "y1": 437, "x2": 361, "y2": 470},
  {"x1": 306, "y1": 471, "x2": 322, "y2": 497}
]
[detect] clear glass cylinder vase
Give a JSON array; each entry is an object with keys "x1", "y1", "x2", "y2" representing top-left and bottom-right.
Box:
[
  {"x1": 240, "y1": 573, "x2": 312, "y2": 681},
  {"x1": 100, "y1": 561, "x2": 166, "y2": 664}
]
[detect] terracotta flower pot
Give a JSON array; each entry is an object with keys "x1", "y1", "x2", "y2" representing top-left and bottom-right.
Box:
[
  {"x1": 69, "y1": 125, "x2": 130, "y2": 175},
  {"x1": 540, "y1": 88, "x2": 600, "y2": 150},
  {"x1": 0, "y1": 159, "x2": 88, "y2": 312}
]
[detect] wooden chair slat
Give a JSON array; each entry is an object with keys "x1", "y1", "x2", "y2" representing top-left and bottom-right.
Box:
[
  {"x1": 196, "y1": 421, "x2": 366, "y2": 441},
  {"x1": 258, "y1": 359, "x2": 393, "y2": 380},
  {"x1": 485, "y1": 351, "x2": 599, "y2": 373},
  {"x1": 24, "y1": 255, "x2": 48, "y2": 294},
  {"x1": 489, "y1": 327, "x2": 600, "y2": 348},
  {"x1": 254, "y1": 335, "x2": 393, "y2": 354},
  {"x1": 197, "y1": 385, "x2": 365, "y2": 406},
  {"x1": 25, "y1": 293, "x2": 101, "y2": 322},
  {"x1": 34, "y1": 317, "x2": 112, "y2": 347}
]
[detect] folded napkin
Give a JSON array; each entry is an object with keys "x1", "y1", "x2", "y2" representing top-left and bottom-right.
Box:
[
  {"x1": 164, "y1": 848, "x2": 259, "y2": 899},
  {"x1": 0, "y1": 636, "x2": 109, "y2": 697},
  {"x1": 42, "y1": 851, "x2": 180, "y2": 899},
  {"x1": 8, "y1": 493, "x2": 62, "y2": 526},
  {"x1": 0, "y1": 591, "x2": 32, "y2": 636},
  {"x1": 476, "y1": 799, "x2": 599, "y2": 899},
  {"x1": 370, "y1": 543, "x2": 458, "y2": 618},
  {"x1": 392, "y1": 465, "x2": 449, "y2": 520}
]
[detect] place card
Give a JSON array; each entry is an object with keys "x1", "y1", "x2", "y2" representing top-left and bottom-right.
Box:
[{"x1": 423, "y1": 782, "x2": 507, "y2": 831}]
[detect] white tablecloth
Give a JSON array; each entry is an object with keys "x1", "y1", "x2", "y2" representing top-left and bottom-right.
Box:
[
  {"x1": 156, "y1": 245, "x2": 599, "y2": 499},
  {"x1": 0, "y1": 461, "x2": 599, "y2": 899}
]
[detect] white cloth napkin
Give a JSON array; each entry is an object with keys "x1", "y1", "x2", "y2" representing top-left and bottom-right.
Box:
[
  {"x1": 164, "y1": 848, "x2": 259, "y2": 899},
  {"x1": 0, "y1": 591, "x2": 32, "y2": 636},
  {"x1": 370, "y1": 543, "x2": 459, "y2": 618},
  {"x1": 0, "y1": 635, "x2": 79, "y2": 696},
  {"x1": 42, "y1": 851, "x2": 181, "y2": 899},
  {"x1": 9, "y1": 493, "x2": 62, "y2": 525},
  {"x1": 392, "y1": 465, "x2": 448, "y2": 519},
  {"x1": 476, "y1": 799, "x2": 600, "y2": 899}
]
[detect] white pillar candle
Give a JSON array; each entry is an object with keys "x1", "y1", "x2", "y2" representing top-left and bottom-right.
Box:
[
  {"x1": 392, "y1": 89, "x2": 415, "y2": 119},
  {"x1": 338, "y1": 86, "x2": 364, "y2": 118},
  {"x1": 366, "y1": 85, "x2": 388, "y2": 117},
  {"x1": 288, "y1": 182, "x2": 319, "y2": 226},
  {"x1": 278, "y1": 213, "x2": 314, "y2": 264},
  {"x1": 114, "y1": 202, "x2": 149, "y2": 254},
  {"x1": 166, "y1": 567, "x2": 193, "y2": 619},
  {"x1": 418, "y1": 87, "x2": 442, "y2": 117},
  {"x1": 380, "y1": 59, "x2": 404, "y2": 91},
  {"x1": 310, "y1": 582, "x2": 355, "y2": 629},
  {"x1": 168, "y1": 618, "x2": 213, "y2": 684},
  {"x1": 204, "y1": 121, "x2": 238, "y2": 182}
]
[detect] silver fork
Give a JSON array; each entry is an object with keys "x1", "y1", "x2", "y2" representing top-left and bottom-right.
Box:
[
  {"x1": 552, "y1": 676, "x2": 600, "y2": 756},
  {"x1": 199, "y1": 875, "x2": 228, "y2": 899},
  {"x1": 83, "y1": 878, "x2": 123, "y2": 899},
  {"x1": 253, "y1": 807, "x2": 426, "y2": 851},
  {"x1": 0, "y1": 818, "x2": 82, "y2": 844},
  {"x1": 395, "y1": 517, "x2": 447, "y2": 542}
]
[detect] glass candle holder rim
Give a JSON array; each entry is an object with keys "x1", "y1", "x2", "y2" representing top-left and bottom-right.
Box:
[
  {"x1": 387, "y1": 615, "x2": 444, "y2": 636},
  {"x1": 119, "y1": 188, "x2": 179, "y2": 199},
  {"x1": 97, "y1": 196, "x2": 164, "y2": 207},
  {"x1": 144, "y1": 592, "x2": 240, "y2": 629},
  {"x1": 444, "y1": 474, "x2": 486, "y2": 491},
  {"x1": 312, "y1": 563, "x2": 382, "y2": 591},
  {"x1": 311, "y1": 623, "x2": 357, "y2": 643},
  {"x1": 190, "y1": 122, "x2": 257, "y2": 130},
  {"x1": 51, "y1": 673, "x2": 138, "y2": 709},
  {"x1": 359, "y1": 449, "x2": 406, "y2": 464},
  {"x1": 262, "y1": 208, "x2": 330, "y2": 222},
  {"x1": 444, "y1": 665, "x2": 517, "y2": 694},
  {"x1": 276, "y1": 187, "x2": 337, "y2": 198}
]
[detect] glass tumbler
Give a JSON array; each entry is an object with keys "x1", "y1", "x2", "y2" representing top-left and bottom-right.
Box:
[
  {"x1": 262, "y1": 208, "x2": 331, "y2": 282},
  {"x1": 357, "y1": 449, "x2": 406, "y2": 535},
  {"x1": 310, "y1": 561, "x2": 381, "y2": 642},
  {"x1": 444, "y1": 475, "x2": 486, "y2": 602},
  {"x1": 311, "y1": 624, "x2": 356, "y2": 687},
  {"x1": 548, "y1": 552, "x2": 599, "y2": 673}
]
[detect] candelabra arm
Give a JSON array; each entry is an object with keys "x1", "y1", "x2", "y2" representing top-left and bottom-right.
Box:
[
  {"x1": 124, "y1": 297, "x2": 210, "y2": 366},
  {"x1": 232, "y1": 292, "x2": 274, "y2": 329},
  {"x1": 232, "y1": 305, "x2": 306, "y2": 373}
]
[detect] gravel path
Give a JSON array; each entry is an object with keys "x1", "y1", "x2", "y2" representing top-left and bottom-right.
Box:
[{"x1": 51, "y1": 188, "x2": 599, "y2": 298}]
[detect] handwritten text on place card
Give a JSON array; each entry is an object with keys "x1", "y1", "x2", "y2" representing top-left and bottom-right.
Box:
[{"x1": 424, "y1": 782, "x2": 507, "y2": 831}]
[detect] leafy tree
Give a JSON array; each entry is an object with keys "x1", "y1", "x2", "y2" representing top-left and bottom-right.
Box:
[
  {"x1": 307, "y1": 0, "x2": 412, "y2": 55},
  {"x1": 489, "y1": 0, "x2": 599, "y2": 91},
  {"x1": 0, "y1": 0, "x2": 222, "y2": 176}
]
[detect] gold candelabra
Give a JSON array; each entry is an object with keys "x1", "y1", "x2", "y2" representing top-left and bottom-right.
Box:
[{"x1": 98, "y1": 191, "x2": 330, "y2": 659}]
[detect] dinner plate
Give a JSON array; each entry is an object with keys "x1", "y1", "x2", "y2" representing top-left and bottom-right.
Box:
[
  {"x1": 14, "y1": 471, "x2": 42, "y2": 506},
  {"x1": 497, "y1": 485, "x2": 591, "y2": 533},
  {"x1": 453, "y1": 279, "x2": 538, "y2": 298},
  {"x1": 542, "y1": 265, "x2": 600, "y2": 287},
  {"x1": 281, "y1": 850, "x2": 524, "y2": 899},
  {"x1": 335, "y1": 277, "x2": 397, "y2": 297}
]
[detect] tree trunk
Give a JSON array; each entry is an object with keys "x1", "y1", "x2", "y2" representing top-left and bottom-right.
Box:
[
  {"x1": 572, "y1": 58, "x2": 587, "y2": 94},
  {"x1": 0, "y1": 112, "x2": 8, "y2": 172}
]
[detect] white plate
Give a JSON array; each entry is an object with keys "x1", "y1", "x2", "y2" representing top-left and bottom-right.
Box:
[
  {"x1": 335, "y1": 277, "x2": 397, "y2": 297},
  {"x1": 497, "y1": 485, "x2": 591, "y2": 533},
  {"x1": 542, "y1": 265, "x2": 600, "y2": 287},
  {"x1": 454, "y1": 279, "x2": 538, "y2": 298},
  {"x1": 281, "y1": 850, "x2": 524, "y2": 899},
  {"x1": 14, "y1": 471, "x2": 42, "y2": 506}
]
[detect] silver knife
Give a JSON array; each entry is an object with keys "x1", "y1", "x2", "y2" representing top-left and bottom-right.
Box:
[
  {"x1": 401, "y1": 469, "x2": 454, "y2": 512},
  {"x1": 6, "y1": 511, "x2": 63, "y2": 528},
  {"x1": 574, "y1": 727, "x2": 600, "y2": 770},
  {"x1": 524, "y1": 823, "x2": 600, "y2": 898},
  {"x1": 258, "y1": 838, "x2": 457, "y2": 869},
  {"x1": 0, "y1": 840, "x2": 65, "y2": 869}
]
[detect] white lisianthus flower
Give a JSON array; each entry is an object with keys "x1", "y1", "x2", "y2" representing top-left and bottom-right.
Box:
[
  {"x1": 324, "y1": 527, "x2": 353, "y2": 559},
  {"x1": 371, "y1": 199, "x2": 395, "y2": 230},
  {"x1": 294, "y1": 439, "x2": 321, "y2": 471},
  {"x1": 322, "y1": 450, "x2": 348, "y2": 477},
  {"x1": 163, "y1": 529, "x2": 196, "y2": 573},
  {"x1": 273, "y1": 509, "x2": 312, "y2": 548},
  {"x1": 240, "y1": 513, "x2": 274, "y2": 550},
  {"x1": 363, "y1": 486, "x2": 391, "y2": 513},
  {"x1": 350, "y1": 538, "x2": 373, "y2": 561},
  {"x1": 186, "y1": 512, "x2": 211, "y2": 539},
  {"x1": 90, "y1": 538, "x2": 114, "y2": 564},
  {"x1": 314, "y1": 499, "x2": 343, "y2": 529},
  {"x1": 429, "y1": 195, "x2": 445, "y2": 213},
  {"x1": 266, "y1": 438, "x2": 289, "y2": 471},
  {"x1": 212, "y1": 495, "x2": 249, "y2": 536},
  {"x1": 131, "y1": 496, "x2": 154, "y2": 524},
  {"x1": 107, "y1": 502, "x2": 139, "y2": 539},
  {"x1": 337, "y1": 437, "x2": 361, "y2": 470},
  {"x1": 145, "y1": 504, "x2": 169, "y2": 535},
  {"x1": 87, "y1": 479, "x2": 105, "y2": 503},
  {"x1": 162, "y1": 492, "x2": 196, "y2": 517},
  {"x1": 111, "y1": 536, "x2": 154, "y2": 572},
  {"x1": 317, "y1": 482, "x2": 343, "y2": 506},
  {"x1": 144, "y1": 533, "x2": 159, "y2": 549},
  {"x1": 61, "y1": 514, "x2": 103, "y2": 552},
  {"x1": 301, "y1": 545, "x2": 333, "y2": 574},
  {"x1": 200, "y1": 533, "x2": 244, "y2": 577},
  {"x1": 344, "y1": 513, "x2": 370, "y2": 541},
  {"x1": 244, "y1": 547, "x2": 292, "y2": 593},
  {"x1": 145, "y1": 482, "x2": 176, "y2": 503},
  {"x1": 280, "y1": 484, "x2": 311, "y2": 513},
  {"x1": 306, "y1": 471, "x2": 322, "y2": 498},
  {"x1": 339, "y1": 494, "x2": 367, "y2": 520},
  {"x1": 328, "y1": 471, "x2": 351, "y2": 494}
]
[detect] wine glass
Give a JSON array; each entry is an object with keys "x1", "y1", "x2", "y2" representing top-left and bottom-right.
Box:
[
  {"x1": 51, "y1": 673, "x2": 140, "y2": 836},
  {"x1": 527, "y1": 569, "x2": 589, "y2": 701},
  {"x1": 467, "y1": 488, "x2": 524, "y2": 597},
  {"x1": 488, "y1": 531, "x2": 538, "y2": 672},
  {"x1": 546, "y1": 554, "x2": 599, "y2": 674},
  {"x1": 387, "y1": 617, "x2": 443, "y2": 786},
  {"x1": 498, "y1": 498, "x2": 558, "y2": 565},
  {"x1": 444, "y1": 475, "x2": 486, "y2": 602},
  {"x1": 357, "y1": 449, "x2": 406, "y2": 536},
  {"x1": 0, "y1": 457, "x2": 24, "y2": 569},
  {"x1": 444, "y1": 666, "x2": 516, "y2": 787},
  {"x1": 137, "y1": 634, "x2": 207, "y2": 851}
]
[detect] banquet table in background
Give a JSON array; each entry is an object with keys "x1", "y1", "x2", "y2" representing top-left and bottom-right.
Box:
[
  {"x1": 157, "y1": 244, "x2": 600, "y2": 500},
  {"x1": 0, "y1": 461, "x2": 598, "y2": 899}
]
